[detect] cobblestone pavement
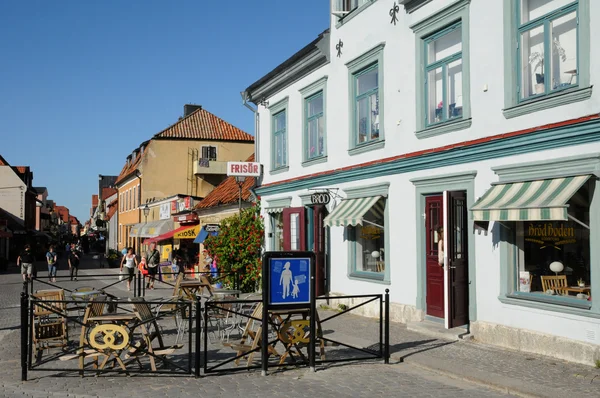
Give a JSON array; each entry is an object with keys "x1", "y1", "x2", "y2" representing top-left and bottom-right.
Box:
[{"x1": 1, "y1": 254, "x2": 599, "y2": 397}]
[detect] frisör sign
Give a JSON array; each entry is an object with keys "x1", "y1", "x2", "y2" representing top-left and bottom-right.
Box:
[{"x1": 227, "y1": 161, "x2": 261, "y2": 177}]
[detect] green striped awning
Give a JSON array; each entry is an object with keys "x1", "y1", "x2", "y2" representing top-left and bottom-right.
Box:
[
  {"x1": 471, "y1": 175, "x2": 591, "y2": 221},
  {"x1": 324, "y1": 196, "x2": 382, "y2": 227},
  {"x1": 265, "y1": 207, "x2": 284, "y2": 214}
]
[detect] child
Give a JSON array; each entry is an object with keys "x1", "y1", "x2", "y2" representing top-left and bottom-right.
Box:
[
  {"x1": 138, "y1": 256, "x2": 148, "y2": 284},
  {"x1": 291, "y1": 279, "x2": 300, "y2": 299}
]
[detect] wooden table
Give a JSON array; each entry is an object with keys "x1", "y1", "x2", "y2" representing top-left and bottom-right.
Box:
[
  {"x1": 179, "y1": 279, "x2": 211, "y2": 300},
  {"x1": 86, "y1": 313, "x2": 137, "y2": 371},
  {"x1": 563, "y1": 285, "x2": 591, "y2": 295}
]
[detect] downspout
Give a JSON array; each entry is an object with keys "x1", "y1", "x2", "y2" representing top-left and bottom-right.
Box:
[
  {"x1": 135, "y1": 170, "x2": 142, "y2": 252},
  {"x1": 241, "y1": 91, "x2": 260, "y2": 165}
]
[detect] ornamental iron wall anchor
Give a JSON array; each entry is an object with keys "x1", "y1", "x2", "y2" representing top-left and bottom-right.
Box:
[
  {"x1": 336, "y1": 39, "x2": 343, "y2": 57},
  {"x1": 390, "y1": 2, "x2": 400, "y2": 25}
]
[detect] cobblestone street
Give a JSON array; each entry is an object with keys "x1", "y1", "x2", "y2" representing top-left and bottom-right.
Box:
[{"x1": 1, "y1": 255, "x2": 599, "y2": 397}]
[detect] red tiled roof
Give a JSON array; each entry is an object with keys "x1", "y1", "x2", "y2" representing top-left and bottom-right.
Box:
[
  {"x1": 69, "y1": 215, "x2": 79, "y2": 225},
  {"x1": 195, "y1": 155, "x2": 256, "y2": 209},
  {"x1": 0, "y1": 154, "x2": 9, "y2": 166},
  {"x1": 54, "y1": 206, "x2": 70, "y2": 223},
  {"x1": 154, "y1": 108, "x2": 254, "y2": 142},
  {"x1": 91, "y1": 195, "x2": 99, "y2": 208},
  {"x1": 102, "y1": 187, "x2": 117, "y2": 200},
  {"x1": 107, "y1": 203, "x2": 117, "y2": 220},
  {"x1": 115, "y1": 151, "x2": 142, "y2": 185},
  {"x1": 15, "y1": 166, "x2": 28, "y2": 173}
]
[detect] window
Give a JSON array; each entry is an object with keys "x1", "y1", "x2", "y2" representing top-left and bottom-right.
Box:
[
  {"x1": 133, "y1": 186, "x2": 136, "y2": 209},
  {"x1": 136, "y1": 184, "x2": 140, "y2": 207},
  {"x1": 119, "y1": 223, "x2": 122, "y2": 243},
  {"x1": 518, "y1": 0, "x2": 578, "y2": 100},
  {"x1": 508, "y1": 180, "x2": 591, "y2": 306},
  {"x1": 269, "y1": 97, "x2": 288, "y2": 172},
  {"x1": 201, "y1": 146, "x2": 217, "y2": 161},
  {"x1": 346, "y1": 43, "x2": 385, "y2": 155},
  {"x1": 306, "y1": 93, "x2": 325, "y2": 159},
  {"x1": 333, "y1": 0, "x2": 377, "y2": 25},
  {"x1": 354, "y1": 66, "x2": 379, "y2": 145},
  {"x1": 503, "y1": 0, "x2": 590, "y2": 118},
  {"x1": 341, "y1": 0, "x2": 369, "y2": 12},
  {"x1": 270, "y1": 213, "x2": 284, "y2": 251},
  {"x1": 425, "y1": 23, "x2": 463, "y2": 126},
  {"x1": 411, "y1": 0, "x2": 471, "y2": 138},
  {"x1": 348, "y1": 198, "x2": 386, "y2": 276}
]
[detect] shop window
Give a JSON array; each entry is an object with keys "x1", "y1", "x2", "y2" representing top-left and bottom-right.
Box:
[
  {"x1": 348, "y1": 198, "x2": 386, "y2": 278},
  {"x1": 270, "y1": 212, "x2": 284, "y2": 251},
  {"x1": 510, "y1": 179, "x2": 591, "y2": 306}
]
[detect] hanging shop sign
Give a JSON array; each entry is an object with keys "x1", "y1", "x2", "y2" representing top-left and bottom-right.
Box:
[
  {"x1": 310, "y1": 192, "x2": 331, "y2": 205},
  {"x1": 205, "y1": 224, "x2": 220, "y2": 233},
  {"x1": 177, "y1": 213, "x2": 198, "y2": 223},
  {"x1": 227, "y1": 161, "x2": 262, "y2": 177}
]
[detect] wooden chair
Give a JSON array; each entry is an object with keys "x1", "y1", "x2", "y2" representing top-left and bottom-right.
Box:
[
  {"x1": 541, "y1": 275, "x2": 568, "y2": 295},
  {"x1": 128, "y1": 298, "x2": 183, "y2": 371},
  {"x1": 222, "y1": 303, "x2": 271, "y2": 367},
  {"x1": 31, "y1": 289, "x2": 68, "y2": 359}
]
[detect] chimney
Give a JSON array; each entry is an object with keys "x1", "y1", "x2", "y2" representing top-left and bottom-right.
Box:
[{"x1": 184, "y1": 104, "x2": 202, "y2": 117}]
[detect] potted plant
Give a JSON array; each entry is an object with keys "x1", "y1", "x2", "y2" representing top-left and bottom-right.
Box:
[
  {"x1": 578, "y1": 278, "x2": 586, "y2": 288},
  {"x1": 528, "y1": 38, "x2": 567, "y2": 94}
]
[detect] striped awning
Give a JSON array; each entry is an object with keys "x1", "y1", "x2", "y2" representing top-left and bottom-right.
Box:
[
  {"x1": 324, "y1": 196, "x2": 382, "y2": 227},
  {"x1": 471, "y1": 175, "x2": 591, "y2": 221},
  {"x1": 265, "y1": 207, "x2": 285, "y2": 214}
]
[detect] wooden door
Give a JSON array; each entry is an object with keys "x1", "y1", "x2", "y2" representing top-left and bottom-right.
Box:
[
  {"x1": 447, "y1": 191, "x2": 469, "y2": 328},
  {"x1": 282, "y1": 207, "x2": 306, "y2": 251},
  {"x1": 425, "y1": 195, "x2": 444, "y2": 319},
  {"x1": 313, "y1": 205, "x2": 327, "y2": 296}
]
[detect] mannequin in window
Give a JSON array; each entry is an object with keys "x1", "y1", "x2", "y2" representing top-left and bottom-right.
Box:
[{"x1": 436, "y1": 226, "x2": 444, "y2": 268}]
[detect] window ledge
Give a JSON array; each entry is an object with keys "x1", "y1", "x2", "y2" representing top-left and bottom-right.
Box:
[
  {"x1": 269, "y1": 166, "x2": 289, "y2": 176},
  {"x1": 348, "y1": 272, "x2": 389, "y2": 284},
  {"x1": 335, "y1": 0, "x2": 378, "y2": 28},
  {"x1": 415, "y1": 118, "x2": 472, "y2": 139},
  {"x1": 302, "y1": 156, "x2": 328, "y2": 168},
  {"x1": 348, "y1": 140, "x2": 385, "y2": 156},
  {"x1": 503, "y1": 86, "x2": 593, "y2": 119},
  {"x1": 499, "y1": 294, "x2": 595, "y2": 316}
]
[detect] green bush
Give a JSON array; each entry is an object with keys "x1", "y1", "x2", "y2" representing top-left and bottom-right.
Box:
[{"x1": 204, "y1": 204, "x2": 264, "y2": 293}]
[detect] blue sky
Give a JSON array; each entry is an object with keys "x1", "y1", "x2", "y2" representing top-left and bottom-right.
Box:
[{"x1": 0, "y1": 0, "x2": 329, "y2": 222}]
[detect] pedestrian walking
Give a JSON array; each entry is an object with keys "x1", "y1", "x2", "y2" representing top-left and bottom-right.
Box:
[
  {"x1": 145, "y1": 243, "x2": 160, "y2": 289},
  {"x1": 17, "y1": 244, "x2": 35, "y2": 282},
  {"x1": 68, "y1": 244, "x2": 81, "y2": 281},
  {"x1": 120, "y1": 247, "x2": 137, "y2": 292},
  {"x1": 46, "y1": 245, "x2": 58, "y2": 282}
]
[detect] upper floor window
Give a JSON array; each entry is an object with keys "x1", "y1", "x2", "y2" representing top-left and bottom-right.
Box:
[
  {"x1": 518, "y1": 0, "x2": 578, "y2": 100},
  {"x1": 341, "y1": 0, "x2": 369, "y2": 12},
  {"x1": 411, "y1": 0, "x2": 471, "y2": 138},
  {"x1": 269, "y1": 97, "x2": 289, "y2": 173},
  {"x1": 306, "y1": 92, "x2": 325, "y2": 160},
  {"x1": 425, "y1": 22, "x2": 463, "y2": 126},
  {"x1": 201, "y1": 145, "x2": 217, "y2": 161},
  {"x1": 354, "y1": 65, "x2": 380, "y2": 145}
]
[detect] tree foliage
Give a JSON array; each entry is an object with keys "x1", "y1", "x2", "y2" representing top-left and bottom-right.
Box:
[{"x1": 203, "y1": 204, "x2": 264, "y2": 292}]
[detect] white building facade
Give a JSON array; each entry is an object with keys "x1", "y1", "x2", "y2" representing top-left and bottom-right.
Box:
[{"x1": 244, "y1": 0, "x2": 600, "y2": 364}]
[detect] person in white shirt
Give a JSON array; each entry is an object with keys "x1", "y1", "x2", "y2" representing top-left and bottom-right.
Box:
[{"x1": 120, "y1": 247, "x2": 138, "y2": 291}]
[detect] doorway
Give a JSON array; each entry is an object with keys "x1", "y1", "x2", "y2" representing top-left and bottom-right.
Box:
[
  {"x1": 282, "y1": 206, "x2": 328, "y2": 296},
  {"x1": 423, "y1": 191, "x2": 469, "y2": 328}
]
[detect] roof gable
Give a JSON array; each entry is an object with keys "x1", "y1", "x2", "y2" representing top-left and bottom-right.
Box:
[{"x1": 153, "y1": 108, "x2": 254, "y2": 142}]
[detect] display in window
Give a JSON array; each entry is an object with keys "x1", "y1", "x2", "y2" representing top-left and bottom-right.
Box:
[{"x1": 350, "y1": 198, "x2": 385, "y2": 274}]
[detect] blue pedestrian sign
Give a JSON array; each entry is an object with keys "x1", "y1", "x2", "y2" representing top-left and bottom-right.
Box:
[{"x1": 263, "y1": 251, "x2": 315, "y2": 308}]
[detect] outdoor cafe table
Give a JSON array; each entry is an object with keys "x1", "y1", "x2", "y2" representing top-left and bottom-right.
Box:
[
  {"x1": 85, "y1": 312, "x2": 138, "y2": 370},
  {"x1": 179, "y1": 279, "x2": 211, "y2": 300}
]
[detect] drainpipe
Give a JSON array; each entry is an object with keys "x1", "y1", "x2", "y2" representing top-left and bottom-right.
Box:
[
  {"x1": 241, "y1": 91, "x2": 260, "y2": 165},
  {"x1": 134, "y1": 170, "x2": 142, "y2": 253}
]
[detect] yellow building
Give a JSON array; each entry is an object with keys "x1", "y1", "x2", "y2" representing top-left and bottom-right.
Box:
[{"x1": 115, "y1": 104, "x2": 254, "y2": 253}]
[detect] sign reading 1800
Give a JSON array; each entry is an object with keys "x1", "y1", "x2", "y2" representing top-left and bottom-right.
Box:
[{"x1": 227, "y1": 161, "x2": 262, "y2": 177}]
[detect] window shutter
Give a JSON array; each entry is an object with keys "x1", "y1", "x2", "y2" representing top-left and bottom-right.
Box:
[{"x1": 201, "y1": 146, "x2": 209, "y2": 159}]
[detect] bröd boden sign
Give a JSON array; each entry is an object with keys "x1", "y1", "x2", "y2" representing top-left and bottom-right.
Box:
[{"x1": 227, "y1": 161, "x2": 262, "y2": 177}]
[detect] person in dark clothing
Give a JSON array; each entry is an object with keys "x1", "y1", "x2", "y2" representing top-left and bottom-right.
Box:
[
  {"x1": 145, "y1": 243, "x2": 160, "y2": 289},
  {"x1": 68, "y1": 244, "x2": 81, "y2": 281},
  {"x1": 17, "y1": 244, "x2": 35, "y2": 282}
]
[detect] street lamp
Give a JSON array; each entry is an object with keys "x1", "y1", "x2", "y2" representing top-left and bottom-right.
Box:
[
  {"x1": 143, "y1": 204, "x2": 150, "y2": 223},
  {"x1": 235, "y1": 176, "x2": 246, "y2": 214}
]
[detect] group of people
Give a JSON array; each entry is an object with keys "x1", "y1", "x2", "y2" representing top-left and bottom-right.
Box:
[
  {"x1": 119, "y1": 243, "x2": 160, "y2": 291},
  {"x1": 16, "y1": 243, "x2": 81, "y2": 282}
]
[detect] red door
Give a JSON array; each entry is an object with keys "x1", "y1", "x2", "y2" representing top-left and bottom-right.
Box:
[
  {"x1": 425, "y1": 196, "x2": 444, "y2": 319},
  {"x1": 282, "y1": 207, "x2": 306, "y2": 251},
  {"x1": 313, "y1": 205, "x2": 328, "y2": 296},
  {"x1": 447, "y1": 191, "x2": 469, "y2": 328}
]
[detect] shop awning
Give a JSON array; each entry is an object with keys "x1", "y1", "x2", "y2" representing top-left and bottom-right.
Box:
[
  {"x1": 130, "y1": 219, "x2": 173, "y2": 238},
  {"x1": 471, "y1": 175, "x2": 591, "y2": 221},
  {"x1": 194, "y1": 226, "x2": 219, "y2": 244},
  {"x1": 143, "y1": 224, "x2": 196, "y2": 245},
  {"x1": 323, "y1": 196, "x2": 382, "y2": 227},
  {"x1": 264, "y1": 207, "x2": 285, "y2": 214}
]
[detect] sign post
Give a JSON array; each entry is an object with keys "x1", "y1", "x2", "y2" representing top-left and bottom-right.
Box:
[{"x1": 261, "y1": 251, "x2": 316, "y2": 375}]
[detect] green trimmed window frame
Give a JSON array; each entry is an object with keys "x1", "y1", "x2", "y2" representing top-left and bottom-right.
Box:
[
  {"x1": 494, "y1": 154, "x2": 600, "y2": 317},
  {"x1": 300, "y1": 76, "x2": 328, "y2": 167},
  {"x1": 269, "y1": 97, "x2": 289, "y2": 173},
  {"x1": 503, "y1": 0, "x2": 591, "y2": 119},
  {"x1": 411, "y1": 0, "x2": 471, "y2": 139},
  {"x1": 344, "y1": 183, "x2": 390, "y2": 283},
  {"x1": 346, "y1": 43, "x2": 385, "y2": 156}
]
